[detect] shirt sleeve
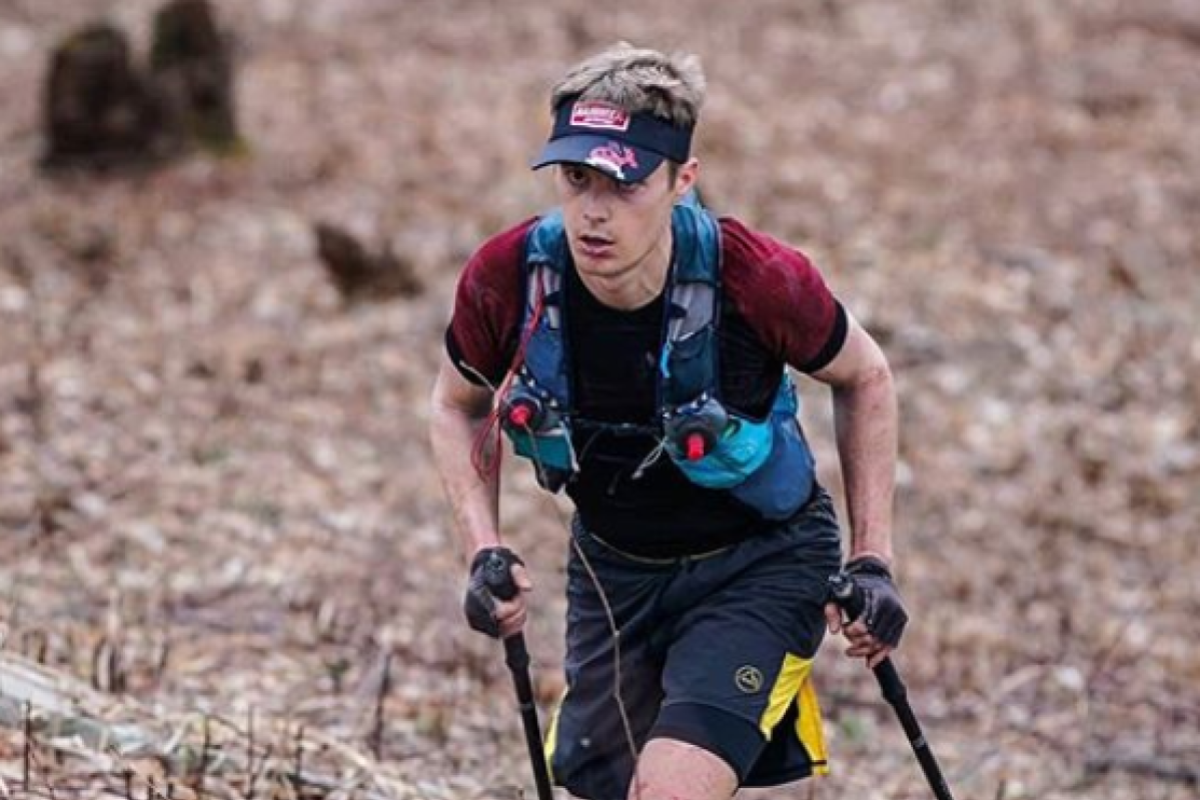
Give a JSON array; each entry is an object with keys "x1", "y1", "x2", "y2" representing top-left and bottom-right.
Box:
[
  {"x1": 719, "y1": 217, "x2": 847, "y2": 372},
  {"x1": 444, "y1": 218, "x2": 536, "y2": 387}
]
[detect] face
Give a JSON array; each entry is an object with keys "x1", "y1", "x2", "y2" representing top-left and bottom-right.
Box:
[{"x1": 554, "y1": 159, "x2": 698, "y2": 285}]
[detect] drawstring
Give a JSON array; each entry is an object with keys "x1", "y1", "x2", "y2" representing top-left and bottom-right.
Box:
[
  {"x1": 629, "y1": 436, "x2": 668, "y2": 481},
  {"x1": 470, "y1": 281, "x2": 546, "y2": 482},
  {"x1": 567, "y1": 530, "x2": 644, "y2": 800}
]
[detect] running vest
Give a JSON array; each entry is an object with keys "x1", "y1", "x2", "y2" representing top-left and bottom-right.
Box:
[{"x1": 499, "y1": 202, "x2": 816, "y2": 521}]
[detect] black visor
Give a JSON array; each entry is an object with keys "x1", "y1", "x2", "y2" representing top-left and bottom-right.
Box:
[{"x1": 531, "y1": 98, "x2": 693, "y2": 183}]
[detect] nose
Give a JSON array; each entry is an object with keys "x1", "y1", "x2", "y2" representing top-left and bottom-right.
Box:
[{"x1": 581, "y1": 186, "x2": 611, "y2": 224}]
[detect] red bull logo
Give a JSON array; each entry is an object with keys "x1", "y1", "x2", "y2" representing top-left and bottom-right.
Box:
[{"x1": 586, "y1": 142, "x2": 640, "y2": 180}]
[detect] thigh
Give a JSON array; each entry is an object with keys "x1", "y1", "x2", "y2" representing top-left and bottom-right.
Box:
[{"x1": 630, "y1": 738, "x2": 738, "y2": 800}]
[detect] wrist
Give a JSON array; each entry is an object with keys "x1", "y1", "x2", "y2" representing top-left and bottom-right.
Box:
[
  {"x1": 468, "y1": 535, "x2": 503, "y2": 561},
  {"x1": 469, "y1": 543, "x2": 523, "y2": 573},
  {"x1": 845, "y1": 553, "x2": 894, "y2": 578},
  {"x1": 849, "y1": 549, "x2": 893, "y2": 568}
]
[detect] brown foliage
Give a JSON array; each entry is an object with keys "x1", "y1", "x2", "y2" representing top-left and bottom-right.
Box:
[{"x1": 2, "y1": 1, "x2": 1198, "y2": 798}]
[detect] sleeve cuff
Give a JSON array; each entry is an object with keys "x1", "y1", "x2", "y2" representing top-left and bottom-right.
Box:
[
  {"x1": 444, "y1": 327, "x2": 492, "y2": 387},
  {"x1": 798, "y1": 301, "x2": 848, "y2": 373}
]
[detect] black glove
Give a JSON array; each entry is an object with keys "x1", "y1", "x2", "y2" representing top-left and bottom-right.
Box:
[
  {"x1": 842, "y1": 555, "x2": 908, "y2": 648},
  {"x1": 463, "y1": 546, "x2": 525, "y2": 638}
]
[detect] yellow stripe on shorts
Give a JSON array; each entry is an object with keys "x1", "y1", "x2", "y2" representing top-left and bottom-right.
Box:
[
  {"x1": 758, "y1": 653, "x2": 830, "y2": 776},
  {"x1": 543, "y1": 687, "x2": 567, "y2": 782}
]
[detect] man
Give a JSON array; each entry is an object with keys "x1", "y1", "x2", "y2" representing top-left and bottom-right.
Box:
[{"x1": 430, "y1": 43, "x2": 907, "y2": 800}]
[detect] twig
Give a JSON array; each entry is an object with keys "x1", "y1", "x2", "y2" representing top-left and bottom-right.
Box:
[
  {"x1": 248, "y1": 744, "x2": 273, "y2": 800},
  {"x1": 245, "y1": 707, "x2": 256, "y2": 800},
  {"x1": 1085, "y1": 753, "x2": 1200, "y2": 786},
  {"x1": 197, "y1": 715, "x2": 210, "y2": 800},
  {"x1": 370, "y1": 652, "x2": 392, "y2": 760},
  {"x1": 23, "y1": 700, "x2": 32, "y2": 792},
  {"x1": 293, "y1": 725, "x2": 305, "y2": 798}
]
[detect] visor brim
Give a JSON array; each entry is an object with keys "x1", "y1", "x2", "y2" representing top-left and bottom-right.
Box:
[{"x1": 531, "y1": 135, "x2": 666, "y2": 183}]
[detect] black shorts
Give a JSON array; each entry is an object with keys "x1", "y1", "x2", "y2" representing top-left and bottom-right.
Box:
[{"x1": 544, "y1": 487, "x2": 843, "y2": 800}]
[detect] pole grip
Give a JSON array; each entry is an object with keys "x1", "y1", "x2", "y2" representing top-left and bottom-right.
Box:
[
  {"x1": 503, "y1": 633, "x2": 532, "y2": 691},
  {"x1": 827, "y1": 571, "x2": 866, "y2": 621},
  {"x1": 827, "y1": 572, "x2": 957, "y2": 800},
  {"x1": 483, "y1": 551, "x2": 520, "y2": 601}
]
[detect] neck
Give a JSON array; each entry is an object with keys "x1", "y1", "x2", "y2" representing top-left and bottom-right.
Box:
[{"x1": 576, "y1": 230, "x2": 673, "y2": 311}]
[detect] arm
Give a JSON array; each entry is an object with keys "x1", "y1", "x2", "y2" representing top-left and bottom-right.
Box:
[
  {"x1": 429, "y1": 356, "x2": 531, "y2": 635},
  {"x1": 429, "y1": 356, "x2": 501, "y2": 554},
  {"x1": 811, "y1": 311, "x2": 898, "y2": 565},
  {"x1": 811, "y1": 311, "x2": 903, "y2": 667}
]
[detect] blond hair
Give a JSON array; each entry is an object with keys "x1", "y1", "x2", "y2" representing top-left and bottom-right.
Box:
[{"x1": 549, "y1": 42, "x2": 706, "y2": 129}]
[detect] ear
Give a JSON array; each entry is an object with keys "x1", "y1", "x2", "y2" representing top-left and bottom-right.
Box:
[{"x1": 672, "y1": 157, "x2": 700, "y2": 199}]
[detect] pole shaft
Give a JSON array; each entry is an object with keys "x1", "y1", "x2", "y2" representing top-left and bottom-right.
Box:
[
  {"x1": 873, "y1": 660, "x2": 956, "y2": 800},
  {"x1": 504, "y1": 634, "x2": 554, "y2": 800}
]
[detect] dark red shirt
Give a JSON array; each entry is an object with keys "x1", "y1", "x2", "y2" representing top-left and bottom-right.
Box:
[{"x1": 445, "y1": 215, "x2": 847, "y2": 555}]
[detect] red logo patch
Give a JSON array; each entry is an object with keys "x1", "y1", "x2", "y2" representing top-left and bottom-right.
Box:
[{"x1": 570, "y1": 101, "x2": 630, "y2": 131}]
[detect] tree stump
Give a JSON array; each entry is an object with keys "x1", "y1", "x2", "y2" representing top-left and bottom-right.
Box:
[
  {"x1": 41, "y1": 23, "x2": 166, "y2": 169},
  {"x1": 315, "y1": 223, "x2": 423, "y2": 304},
  {"x1": 149, "y1": 0, "x2": 240, "y2": 153}
]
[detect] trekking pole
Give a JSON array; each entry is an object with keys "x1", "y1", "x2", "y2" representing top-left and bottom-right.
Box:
[
  {"x1": 828, "y1": 574, "x2": 957, "y2": 800},
  {"x1": 483, "y1": 552, "x2": 555, "y2": 800}
]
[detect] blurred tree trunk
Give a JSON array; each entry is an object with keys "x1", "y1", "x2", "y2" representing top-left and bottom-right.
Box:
[
  {"x1": 41, "y1": 24, "x2": 167, "y2": 169},
  {"x1": 40, "y1": 0, "x2": 241, "y2": 172},
  {"x1": 149, "y1": 0, "x2": 240, "y2": 153}
]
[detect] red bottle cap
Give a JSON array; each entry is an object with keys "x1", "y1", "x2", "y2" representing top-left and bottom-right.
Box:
[
  {"x1": 508, "y1": 403, "x2": 533, "y2": 428},
  {"x1": 685, "y1": 432, "x2": 706, "y2": 461}
]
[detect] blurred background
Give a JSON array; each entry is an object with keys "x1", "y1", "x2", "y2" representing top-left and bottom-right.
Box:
[{"x1": 1, "y1": 1, "x2": 1197, "y2": 798}]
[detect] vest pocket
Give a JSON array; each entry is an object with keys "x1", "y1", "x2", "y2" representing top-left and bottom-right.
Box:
[
  {"x1": 728, "y1": 416, "x2": 815, "y2": 520},
  {"x1": 671, "y1": 415, "x2": 774, "y2": 489},
  {"x1": 510, "y1": 427, "x2": 576, "y2": 492},
  {"x1": 662, "y1": 326, "x2": 716, "y2": 405}
]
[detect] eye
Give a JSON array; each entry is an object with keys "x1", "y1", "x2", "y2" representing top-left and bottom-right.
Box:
[{"x1": 563, "y1": 166, "x2": 589, "y2": 187}]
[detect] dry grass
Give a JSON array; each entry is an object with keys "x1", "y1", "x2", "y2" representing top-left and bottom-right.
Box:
[{"x1": 1, "y1": 0, "x2": 1197, "y2": 798}]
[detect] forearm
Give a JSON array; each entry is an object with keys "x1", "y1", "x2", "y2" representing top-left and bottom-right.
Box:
[
  {"x1": 832, "y1": 363, "x2": 898, "y2": 565},
  {"x1": 429, "y1": 401, "x2": 502, "y2": 561}
]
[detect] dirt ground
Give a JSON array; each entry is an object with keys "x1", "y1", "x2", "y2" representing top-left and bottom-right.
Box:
[{"x1": 1, "y1": 1, "x2": 1198, "y2": 798}]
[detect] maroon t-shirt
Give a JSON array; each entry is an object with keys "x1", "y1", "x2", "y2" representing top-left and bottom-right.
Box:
[{"x1": 446, "y1": 216, "x2": 847, "y2": 556}]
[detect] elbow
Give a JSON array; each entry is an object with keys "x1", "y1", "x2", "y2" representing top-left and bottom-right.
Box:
[{"x1": 833, "y1": 359, "x2": 895, "y2": 406}]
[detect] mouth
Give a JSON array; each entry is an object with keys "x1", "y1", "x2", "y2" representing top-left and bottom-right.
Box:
[{"x1": 577, "y1": 233, "x2": 614, "y2": 256}]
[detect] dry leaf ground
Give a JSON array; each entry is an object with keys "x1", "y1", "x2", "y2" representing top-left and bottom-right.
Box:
[{"x1": 1, "y1": 1, "x2": 1198, "y2": 798}]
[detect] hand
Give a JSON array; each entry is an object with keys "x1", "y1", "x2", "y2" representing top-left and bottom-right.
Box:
[
  {"x1": 463, "y1": 546, "x2": 533, "y2": 638},
  {"x1": 824, "y1": 555, "x2": 908, "y2": 669}
]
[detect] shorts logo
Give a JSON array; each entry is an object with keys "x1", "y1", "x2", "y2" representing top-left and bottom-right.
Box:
[
  {"x1": 570, "y1": 101, "x2": 630, "y2": 131},
  {"x1": 735, "y1": 665, "x2": 764, "y2": 694},
  {"x1": 586, "y1": 142, "x2": 639, "y2": 180}
]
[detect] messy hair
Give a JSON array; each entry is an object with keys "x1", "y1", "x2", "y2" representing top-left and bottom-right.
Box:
[{"x1": 549, "y1": 42, "x2": 706, "y2": 129}]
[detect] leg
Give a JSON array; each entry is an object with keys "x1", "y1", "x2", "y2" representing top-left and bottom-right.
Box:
[
  {"x1": 628, "y1": 738, "x2": 738, "y2": 800},
  {"x1": 651, "y1": 491, "x2": 843, "y2": 794},
  {"x1": 551, "y1": 524, "x2": 672, "y2": 800}
]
